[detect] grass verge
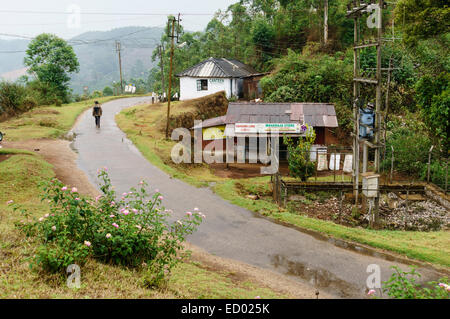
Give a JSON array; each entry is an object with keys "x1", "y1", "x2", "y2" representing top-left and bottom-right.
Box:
[
  {"x1": 116, "y1": 102, "x2": 450, "y2": 269},
  {"x1": 0, "y1": 150, "x2": 287, "y2": 298},
  {"x1": 0, "y1": 96, "x2": 135, "y2": 141}
]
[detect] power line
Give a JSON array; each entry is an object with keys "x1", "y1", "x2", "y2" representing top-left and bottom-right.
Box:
[{"x1": 0, "y1": 10, "x2": 216, "y2": 16}]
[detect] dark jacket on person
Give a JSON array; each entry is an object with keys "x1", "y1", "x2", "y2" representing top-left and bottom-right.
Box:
[{"x1": 93, "y1": 105, "x2": 103, "y2": 117}]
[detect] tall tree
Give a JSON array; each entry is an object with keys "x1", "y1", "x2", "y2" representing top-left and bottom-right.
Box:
[{"x1": 24, "y1": 33, "x2": 79, "y2": 102}]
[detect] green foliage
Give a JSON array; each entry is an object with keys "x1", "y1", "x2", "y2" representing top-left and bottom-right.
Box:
[
  {"x1": 14, "y1": 169, "x2": 204, "y2": 282},
  {"x1": 90, "y1": 90, "x2": 103, "y2": 99},
  {"x1": 416, "y1": 72, "x2": 449, "y2": 148},
  {"x1": 0, "y1": 81, "x2": 28, "y2": 115},
  {"x1": 284, "y1": 124, "x2": 316, "y2": 181},
  {"x1": 382, "y1": 266, "x2": 449, "y2": 299},
  {"x1": 260, "y1": 50, "x2": 353, "y2": 130},
  {"x1": 395, "y1": 0, "x2": 450, "y2": 46},
  {"x1": 382, "y1": 126, "x2": 432, "y2": 176},
  {"x1": 102, "y1": 86, "x2": 114, "y2": 97},
  {"x1": 24, "y1": 33, "x2": 79, "y2": 103}
]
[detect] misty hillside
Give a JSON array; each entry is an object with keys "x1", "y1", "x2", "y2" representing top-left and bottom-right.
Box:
[
  {"x1": 0, "y1": 26, "x2": 164, "y2": 94},
  {"x1": 0, "y1": 39, "x2": 28, "y2": 74}
]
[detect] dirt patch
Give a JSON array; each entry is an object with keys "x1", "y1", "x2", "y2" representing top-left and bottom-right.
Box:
[
  {"x1": 3, "y1": 139, "x2": 99, "y2": 197},
  {"x1": 185, "y1": 243, "x2": 332, "y2": 299},
  {"x1": 287, "y1": 191, "x2": 449, "y2": 231},
  {"x1": 211, "y1": 163, "x2": 290, "y2": 179},
  {"x1": 29, "y1": 109, "x2": 60, "y2": 115},
  {"x1": 0, "y1": 153, "x2": 13, "y2": 163}
]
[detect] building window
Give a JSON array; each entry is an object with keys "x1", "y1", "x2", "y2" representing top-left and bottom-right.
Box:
[{"x1": 197, "y1": 79, "x2": 208, "y2": 91}]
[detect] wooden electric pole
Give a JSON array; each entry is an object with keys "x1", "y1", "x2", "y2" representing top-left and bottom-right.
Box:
[
  {"x1": 165, "y1": 15, "x2": 180, "y2": 139},
  {"x1": 116, "y1": 41, "x2": 124, "y2": 94},
  {"x1": 158, "y1": 44, "x2": 166, "y2": 101},
  {"x1": 324, "y1": 0, "x2": 328, "y2": 45},
  {"x1": 347, "y1": 0, "x2": 385, "y2": 228}
]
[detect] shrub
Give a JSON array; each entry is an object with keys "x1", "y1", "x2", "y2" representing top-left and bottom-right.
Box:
[
  {"x1": 382, "y1": 127, "x2": 432, "y2": 176},
  {"x1": 380, "y1": 266, "x2": 449, "y2": 299},
  {"x1": 90, "y1": 90, "x2": 103, "y2": 99},
  {"x1": 420, "y1": 160, "x2": 448, "y2": 189},
  {"x1": 103, "y1": 86, "x2": 114, "y2": 97},
  {"x1": 0, "y1": 81, "x2": 27, "y2": 114},
  {"x1": 14, "y1": 169, "x2": 204, "y2": 283},
  {"x1": 284, "y1": 124, "x2": 316, "y2": 181}
]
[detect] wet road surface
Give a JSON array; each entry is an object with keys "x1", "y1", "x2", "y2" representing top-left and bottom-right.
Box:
[{"x1": 72, "y1": 97, "x2": 445, "y2": 298}]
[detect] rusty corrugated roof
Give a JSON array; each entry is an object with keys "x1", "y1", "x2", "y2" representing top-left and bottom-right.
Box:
[
  {"x1": 225, "y1": 102, "x2": 338, "y2": 127},
  {"x1": 192, "y1": 116, "x2": 227, "y2": 129}
]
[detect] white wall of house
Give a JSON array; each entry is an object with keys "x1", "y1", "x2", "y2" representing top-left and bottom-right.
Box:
[{"x1": 179, "y1": 77, "x2": 238, "y2": 100}]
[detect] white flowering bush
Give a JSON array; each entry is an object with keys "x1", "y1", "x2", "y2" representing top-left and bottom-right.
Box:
[{"x1": 14, "y1": 168, "x2": 204, "y2": 285}]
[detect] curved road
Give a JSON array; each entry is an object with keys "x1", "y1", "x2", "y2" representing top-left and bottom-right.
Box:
[{"x1": 72, "y1": 97, "x2": 443, "y2": 298}]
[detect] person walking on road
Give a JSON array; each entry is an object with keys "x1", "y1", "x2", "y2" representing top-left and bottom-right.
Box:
[{"x1": 92, "y1": 101, "x2": 103, "y2": 128}]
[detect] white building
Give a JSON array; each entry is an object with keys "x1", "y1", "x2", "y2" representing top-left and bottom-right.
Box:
[{"x1": 176, "y1": 58, "x2": 260, "y2": 101}]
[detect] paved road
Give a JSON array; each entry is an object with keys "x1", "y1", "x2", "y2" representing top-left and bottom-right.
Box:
[{"x1": 72, "y1": 97, "x2": 444, "y2": 298}]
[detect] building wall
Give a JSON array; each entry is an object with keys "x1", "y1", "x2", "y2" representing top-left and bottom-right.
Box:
[
  {"x1": 324, "y1": 128, "x2": 340, "y2": 145},
  {"x1": 180, "y1": 77, "x2": 238, "y2": 100},
  {"x1": 243, "y1": 75, "x2": 264, "y2": 100}
]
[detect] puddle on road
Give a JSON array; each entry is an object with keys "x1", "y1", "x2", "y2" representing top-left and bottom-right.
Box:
[{"x1": 270, "y1": 254, "x2": 364, "y2": 298}]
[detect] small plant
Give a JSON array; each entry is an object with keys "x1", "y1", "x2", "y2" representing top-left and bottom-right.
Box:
[
  {"x1": 381, "y1": 266, "x2": 449, "y2": 299},
  {"x1": 13, "y1": 168, "x2": 204, "y2": 286},
  {"x1": 284, "y1": 124, "x2": 316, "y2": 181}
]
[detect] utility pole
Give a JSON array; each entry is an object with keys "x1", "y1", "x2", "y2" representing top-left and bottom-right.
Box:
[
  {"x1": 165, "y1": 15, "x2": 180, "y2": 139},
  {"x1": 115, "y1": 41, "x2": 124, "y2": 94},
  {"x1": 324, "y1": 0, "x2": 328, "y2": 45},
  {"x1": 158, "y1": 44, "x2": 166, "y2": 101},
  {"x1": 347, "y1": 0, "x2": 385, "y2": 228}
]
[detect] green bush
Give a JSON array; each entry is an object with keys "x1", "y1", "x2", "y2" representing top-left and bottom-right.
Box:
[
  {"x1": 0, "y1": 81, "x2": 28, "y2": 114},
  {"x1": 284, "y1": 124, "x2": 316, "y2": 181},
  {"x1": 102, "y1": 86, "x2": 114, "y2": 97},
  {"x1": 420, "y1": 160, "x2": 448, "y2": 189},
  {"x1": 380, "y1": 266, "x2": 449, "y2": 299},
  {"x1": 90, "y1": 90, "x2": 103, "y2": 99},
  {"x1": 14, "y1": 169, "x2": 204, "y2": 282},
  {"x1": 382, "y1": 127, "x2": 432, "y2": 176}
]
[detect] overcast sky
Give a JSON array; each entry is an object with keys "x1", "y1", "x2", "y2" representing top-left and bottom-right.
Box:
[{"x1": 0, "y1": 0, "x2": 238, "y2": 40}]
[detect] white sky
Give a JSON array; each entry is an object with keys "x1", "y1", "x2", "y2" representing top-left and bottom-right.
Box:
[{"x1": 0, "y1": 0, "x2": 238, "y2": 40}]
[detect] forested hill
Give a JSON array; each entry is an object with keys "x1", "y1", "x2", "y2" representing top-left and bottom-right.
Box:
[
  {"x1": 69, "y1": 26, "x2": 163, "y2": 93},
  {"x1": 0, "y1": 39, "x2": 29, "y2": 74},
  {"x1": 0, "y1": 26, "x2": 164, "y2": 93}
]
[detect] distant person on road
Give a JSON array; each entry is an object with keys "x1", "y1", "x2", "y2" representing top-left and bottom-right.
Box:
[{"x1": 92, "y1": 101, "x2": 103, "y2": 128}]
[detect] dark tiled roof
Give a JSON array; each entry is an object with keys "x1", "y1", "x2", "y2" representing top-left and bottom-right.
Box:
[
  {"x1": 176, "y1": 58, "x2": 259, "y2": 78},
  {"x1": 225, "y1": 102, "x2": 338, "y2": 127},
  {"x1": 192, "y1": 115, "x2": 226, "y2": 129},
  {"x1": 226, "y1": 103, "x2": 292, "y2": 124}
]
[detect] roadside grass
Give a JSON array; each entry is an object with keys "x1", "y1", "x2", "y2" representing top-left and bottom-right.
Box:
[
  {"x1": 213, "y1": 180, "x2": 450, "y2": 268},
  {"x1": 116, "y1": 102, "x2": 222, "y2": 187},
  {"x1": 116, "y1": 102, "x2": 450, "y2": 269},
  {"x1": 0, "y1": 151, "x2": 286, "y2": 298},
  {"x1": 0, "y1": 96, "x2": 128, "y2": 141}
]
